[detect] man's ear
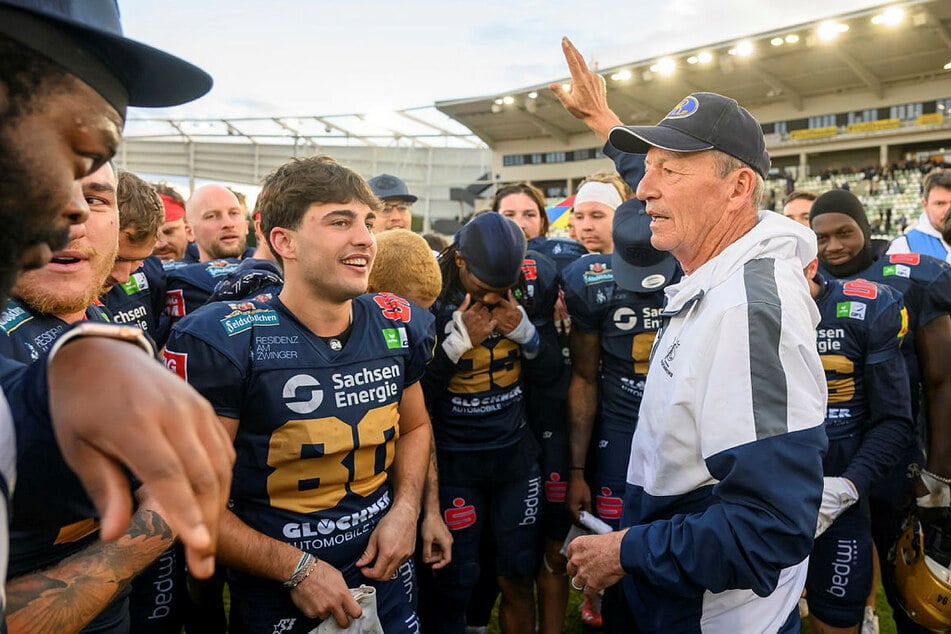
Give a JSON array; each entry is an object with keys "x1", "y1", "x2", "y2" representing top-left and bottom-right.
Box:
[{"x1": 270, "y1": 227, "x2": 295, "y2": 261}]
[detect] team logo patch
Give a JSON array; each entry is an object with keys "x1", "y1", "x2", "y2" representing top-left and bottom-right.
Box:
[
  {"x1": 282, "y1": 374, "x2": 323, "y2": 414},
  {"x1": 382, "y1": 327, "x2": 409, "y2": 349},
  {"x1": 0, "y1": 303, "x2": 31, "y2": 333},
  {"x1": 120, "y1": 271, "x2": 148, "y2": 295},
  {"x1": 583, "y1": 262, "x2": 613, "y2": 285},
  {"x1": 836, "y1": 301, "x2": 867, "y2": 320},
  {"x1": 219, "y1": 306, "x2": 280, "y2": 335},
  {"x1": 521, "y1": 259, "x2": 538, "y2": 281},
  {"x1": 165, "y1": 289, "x2": 186, "y2": 317},
  {"x1": 665, "y1": 95, "x2": 700, "y2": 120},
  {"x1": 163, "y1": 350, "x2": 188, "y2": 381}
]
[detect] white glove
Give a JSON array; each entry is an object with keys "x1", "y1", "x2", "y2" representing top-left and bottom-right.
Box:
[
  {"x1": 815, "y1": 477, "x2": 859, "y2": 538},
  {"x1": 441, "y1": 309, "x2": 473, "y2": 364},
  {"x1": 504, "y1": 305, "x2": 537, "y2": 344},
  {"x1": 917, "y1": 470, "x2": 951, "y2": 509}
]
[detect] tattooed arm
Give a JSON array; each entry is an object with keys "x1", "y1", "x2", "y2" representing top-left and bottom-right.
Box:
[{"x1": 5, "y1": 498, "x2": 174, "y2": 634}]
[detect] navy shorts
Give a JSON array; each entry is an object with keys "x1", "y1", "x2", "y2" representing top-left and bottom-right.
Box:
[
  {"x1": 806, "y1": 497, "x2": 873, "y2": 627},
  {"x1": 534, "y1": 396, "x2": 572, "y2": 542},
  {"x1": 437, "y1": 462, "x2": 543, "y2": 581},
  {"x1": 592, "y1": 418, "x2": 634, "y2": 529}
]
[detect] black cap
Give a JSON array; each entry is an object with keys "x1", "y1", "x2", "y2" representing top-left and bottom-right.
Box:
[
  {"x1": 368, "y1": 174, "x2": 418, "y2": 203},
  {"x1": 611, "y1": 199, "x2": 679, "y2": 292},
  {"x1": 609, "y1": 92, "x2": 770, "y2": 179},
  {"x1": 0, "y1": 0, "x2": 213, "y2": 117},
  {"x1": 455, "y1": 213, "x2": 526, "y2": 289}
]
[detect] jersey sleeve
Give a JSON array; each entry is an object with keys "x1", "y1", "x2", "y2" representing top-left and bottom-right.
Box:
[
  {"x1": 562, "y1": 258, "x2": 606, "y2": 333},
  {"x1": 164, "y1": 307, "x2": 250, "y2": 419},
  {"x1": 843, "y1": 286, "x2": 914, "y2": 496},
  {"x1": 403, "y1": 302, "x2": 436, "y2": 386}
]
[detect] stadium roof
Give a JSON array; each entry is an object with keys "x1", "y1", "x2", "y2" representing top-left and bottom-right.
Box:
[{"x1": 434, "y1": 0, "x2": 951, "y2": 146}]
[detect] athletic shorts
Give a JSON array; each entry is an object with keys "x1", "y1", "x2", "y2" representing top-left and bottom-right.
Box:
[{"x1": 592, "y1": 418, "x2": 635, "y2": 530}]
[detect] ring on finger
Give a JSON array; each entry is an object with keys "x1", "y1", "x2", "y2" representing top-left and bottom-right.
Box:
[{"x1": 570, "y1": 576, "x2": 584, "y2": 591}]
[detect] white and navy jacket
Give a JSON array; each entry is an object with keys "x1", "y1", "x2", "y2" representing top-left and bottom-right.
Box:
[
  {"x1": 619, "y1": 212, "x2": 828, "y2": 633},
  {"x1": 888, "y1": 212, "x2": 951, "y2": 262}
]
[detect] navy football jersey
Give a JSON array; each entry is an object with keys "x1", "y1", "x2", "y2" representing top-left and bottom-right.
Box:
[
  {"x1": 813, "y1": 275, "x2": 914, "y2": 496},
  {"x1": 0, "y1": 301, "x2": 134, "y2": 632},
  {"x1": 163, "y1": 258, "x2": 241, "y2": 323},
  {"x1": 0, "y1": 298, "x2": 111, "y2": 364},
  {"x1": 825, "y1": 251, "x2": 951, "y2": 413},
  {"x1": 561, "y1": 253, "x2": 667, "y2": 423},
  {"x1": 102, "y1": 256, "x2": 168, "y2": 345},
  {"x1": 424, "y1": 252, "x2": 558, "y2": 453},
  {"x1": 814, "y1": 276, "x2": 908, "y2": 440},
  {"x1": 165, "y1": 293, "x2": 434, "y2": 574}
]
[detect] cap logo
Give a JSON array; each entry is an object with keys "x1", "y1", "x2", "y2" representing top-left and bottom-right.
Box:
[
  {"x1": 641, "y1": 274, "x2": 667, "y2": 290},
  {"x1": 665, "y1": 96, "x2": 700, "y2": 120}
]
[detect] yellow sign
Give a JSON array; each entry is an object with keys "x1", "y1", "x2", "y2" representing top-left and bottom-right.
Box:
[
  {"x1": 789, "y1": 126, "x2": 838, "y2": 140},
  {"x1": 917, "y1": 113, "x2": 945, "y2": 126},
  {"x1": 847, "y1": 118, "x2": 900, "y2": 134}
]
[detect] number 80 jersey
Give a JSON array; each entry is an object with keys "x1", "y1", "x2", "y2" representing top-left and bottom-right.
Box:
[{"x1": 164, "y1": 293, "x2": 435, "y2": 568}]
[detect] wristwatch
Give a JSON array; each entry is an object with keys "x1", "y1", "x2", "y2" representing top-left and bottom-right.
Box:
[{"x1": 47, "y1": 322, "x2": 155, "y2": 363}]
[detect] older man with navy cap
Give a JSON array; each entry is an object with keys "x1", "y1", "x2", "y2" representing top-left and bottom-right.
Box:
[
  {"x1": 563, "y1": 88, "x2": 827, "y2": 633},
  {"x1": 0, "y1": 1, "x2": 234, "y2": 631}
]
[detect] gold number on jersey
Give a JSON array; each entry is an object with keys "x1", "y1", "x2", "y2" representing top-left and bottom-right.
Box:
[
  {"x1": 631, "y1": 331, "x2": 657, "y2": 375},
  {"x1": 266, "y1": 403, "x2": 399, "y2": 514},
  {"x1": 821, "y1": 354, "x2": 855, "y2": 403}
]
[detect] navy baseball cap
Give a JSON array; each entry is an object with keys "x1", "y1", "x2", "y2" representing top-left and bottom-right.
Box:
[
  {"x1": 456, "y1": 213, "x2": 526, "y2": 289},
  {"x1": 611, "y1": 199, "x2": 679, "y2": 292},
  {"x1": 609, "y1": 92, "x2": 770, "y2": 179},
  {"x1": 0, "y1": 0, "x2": 213, "y2": 117},
  {"x1": 368, "y1": 174, "x2": 418, "y2": 203}
]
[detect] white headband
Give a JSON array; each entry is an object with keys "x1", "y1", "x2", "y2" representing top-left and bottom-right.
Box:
[{"x1": 574, "y1": 181, "x2": 623, "y2": 210}]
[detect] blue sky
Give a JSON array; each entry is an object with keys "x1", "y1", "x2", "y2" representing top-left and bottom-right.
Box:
[{"x1": 120, "y1": 0, "x2": 886, "y2": 119}]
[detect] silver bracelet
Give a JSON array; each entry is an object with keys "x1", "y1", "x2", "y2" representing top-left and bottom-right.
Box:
[{"x1": 283, "y1": 552, "x2": 316, "y2": 589}]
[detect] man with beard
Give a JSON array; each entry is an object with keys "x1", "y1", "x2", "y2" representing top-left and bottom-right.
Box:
[
  {"x1": 152, "y1": 183, "x2": 191, "y2": 264},
  {"x1": 0, "y1": 0, "x2": 234, "y2": 630},
  {"x1": 1, "y1": 162, "x2": 120, "y2": 362},
  {"x1": 164, "y1": 185, "x2": 251, "y2": 325},
  {"x1": 889, "y1": 171, "x2": 951, "y2": 262},
  {"x1": 810, "y1": 188, "x2": 951, "y2": 633}
]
